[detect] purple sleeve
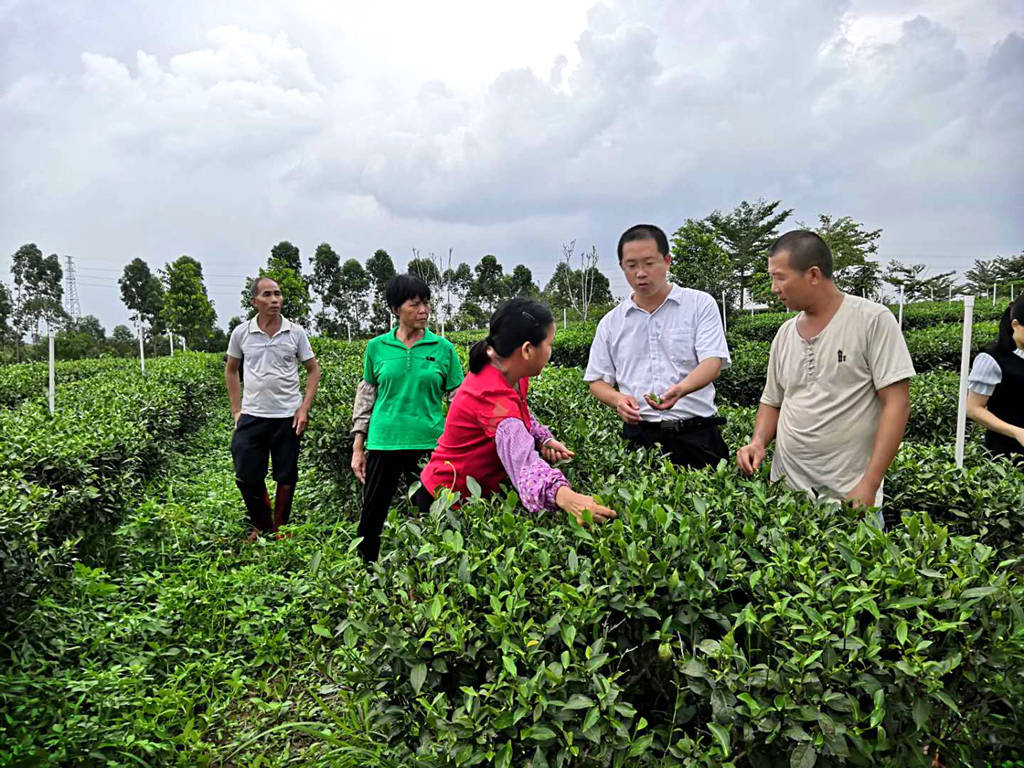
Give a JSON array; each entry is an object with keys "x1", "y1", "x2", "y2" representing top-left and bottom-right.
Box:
[
  {"x1": 494, "y1": 418, "x2": 570, "y2": 514},
  {"x1": 527, "y1": 408, "x2": 555, "y2": 445}
]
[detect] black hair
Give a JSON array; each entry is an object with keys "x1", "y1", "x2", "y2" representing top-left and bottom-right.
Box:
[
  {"x1": 769, "y1": 230, "x2": 834, "y2": 278},
  {"x1": 385, "y1": 274, "x2": 431, "y2": 312},
  {"x1": 468, "y1": 298, "x2": 555, "y2": 374},
  {"x1": 617, "y1": 224, "x2": 669, "y2": 263},
  {"x1": 987, "y1": 296, "x2": 1024, "y2": 355}
]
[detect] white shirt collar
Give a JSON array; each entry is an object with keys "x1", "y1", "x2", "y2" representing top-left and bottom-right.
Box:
[
  {"x1": 248, "y1": 315, "x2": 291, "y2": 335},
  {"x1": 1015, "y1": 348, "x2": 1024, "y2": 360},
  {"x1": 626, "y1": 283, "x2": 683, "y2": 315}
]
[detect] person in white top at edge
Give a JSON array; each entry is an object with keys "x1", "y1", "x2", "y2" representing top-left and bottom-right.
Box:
[
  {"x1": 737, "y1": 230, "x2": 915, "y2": 526},
  {"x1": 226, "y1": 277, "x2": 321, "y2": 541},
  {"x1": 585, "y1": 224, "x2": 732, "y2": 469}
]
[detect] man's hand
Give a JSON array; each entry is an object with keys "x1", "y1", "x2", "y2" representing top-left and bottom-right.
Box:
[
  {"x1": 1016, "y1": 426, "x2": 1024, "y2": 449},
  {"x1": 541, "y1": 438, "x2": 574, "y2": 464},
  {"x1": 736, "y1": 441, "x2": 766, "y2": 477},
  {"x1": 845, "y1": 477, "x2": 879, "y2": 509},
  {"x1": 292, "y1": 407, "x2": 310, "y2": 436},
  {"x1": 555, "y1": 487, "x2": 617, "y2": 524},
  {"x1": 646, "y1": 382, "x2": 688, "y2": 411},
  {"x1": 616, "y1": 393, "x2": 642, "y2": 424},
  {"x1": 351, "y1": 445, "x2": 367, "y2": 484},
  {"x1": 233, "y1": 410, "x2": 241, "y2": 425}
]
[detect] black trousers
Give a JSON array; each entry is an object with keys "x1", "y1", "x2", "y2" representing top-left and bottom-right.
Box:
[
  {"x1": 623, "y1": 419, "x2": 729, "y2": 469},
  {"x1": 231, "y1": 414, "x2": 301, "y2": 485},
  {"x1": 358, "y1": 449, "x2": 429, "y2": 562}
]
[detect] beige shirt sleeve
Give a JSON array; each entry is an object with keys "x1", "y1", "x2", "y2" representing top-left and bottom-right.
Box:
[
  {"x1": 866, "y1": 310, "x2": 916, "y2": 390},
  {"x1": 351, "y1": 379, "x2": 377, "y2": 435},
  {"x1": 760, "y1": 330, "x2": 786, "y2": 408}
]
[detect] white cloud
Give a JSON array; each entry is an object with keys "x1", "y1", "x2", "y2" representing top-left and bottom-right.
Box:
[{"x1": 0, "y1": 0, "x2": 1020, "y2": 329}]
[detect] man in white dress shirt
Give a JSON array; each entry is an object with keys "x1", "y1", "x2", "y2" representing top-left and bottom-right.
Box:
[{"x1": 584, "y1": 224, "x2": 732, "y2": 468}]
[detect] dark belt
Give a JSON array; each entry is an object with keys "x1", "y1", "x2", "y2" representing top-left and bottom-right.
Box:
[{"x1": 630, "y1": 415, "x2": 726, "y2": 435}]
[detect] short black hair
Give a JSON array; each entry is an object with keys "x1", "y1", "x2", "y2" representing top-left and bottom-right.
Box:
[
  {"x1": 617, "y1": 224, "x2": 669, "y2": 262},
  {"x1": 250, "y1": 275, "x2": 278, "y2": 298},
  {"x1": 769, "y1": 230, "x2": 833, "y2": 278},
  {"x1": 385, "y1": 274, "x2": 431, "y2": 312}
]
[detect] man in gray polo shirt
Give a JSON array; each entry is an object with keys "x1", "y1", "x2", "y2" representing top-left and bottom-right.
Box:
[
  {"x1": 585, "y1": 224, "x2": 731, "y2": 468},
  {"x1": 225, "y1": 277, "x2": 320, "y2": 539},
  {"x1": 737, "y1": 230, "x2": 914, "y2": 520}
]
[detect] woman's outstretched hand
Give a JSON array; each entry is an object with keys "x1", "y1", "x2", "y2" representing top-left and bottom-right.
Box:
[
  {"x1": 541, "y1": 438, "x2": 574, "y2": 464},
  {"x1": 555, "y1": 487, "x2": 617, "y2": 524}
]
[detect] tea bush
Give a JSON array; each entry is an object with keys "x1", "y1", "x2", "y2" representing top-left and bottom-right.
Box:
[
  {"x1": 326, "y1": 464, "x2": 1023, "y2": 767},
  {"x1": 0, "y1": 356, "x2": 134, "y2": 409},
  {"x1": 0, "y1": 353, "x2": 223, "y2": 623}
]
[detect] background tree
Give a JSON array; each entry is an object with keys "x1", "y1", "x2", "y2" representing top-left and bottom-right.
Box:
[
  {"x1": 269, "y1": 241, "x2": 302, "y2": 274},
  {"x1": 119, "y1": 258, "x2": 165, "y2": 333},
  {"x1": 309, "y1": 242, "x2": 343, "y2": 335},
  {"x1": 10, "y1": 244, "x2": 66, "y2": 357},
  {"x1": 670, "y1": 218, "x2": 732, "y2": 301},
  {"x1": 54, "y1": 315, "x2": 106, "y2": 360},
  {"x1": 963, "y1": 251, "x2": 1024, "y2": 298},
  {"x1": 111, "y1": 324, "x2": 135, "y2": 356},
  {"x1": 707, "y1": 199, "x2": 792, "y2": 309},
  {"x1": 336, "y1": 259, "x2": 371, "y2": 337},
  {"x1": 227, "y1": 316, "x2": 243, "y2": 333},
  {"x1": 883, "y1": 260, "x2": 957, "y2": 302},
  {"x1": 365, "y1": 249, "x2": 397, "y2": 332},
  {"x1": 0, "y1": 282, "x2": 11, "y2": 347},
  {"x1": 469, "y1": 254, "x2": 506, "y2": 313},
  {"x1": 204, "y1": 327, "x2": 229, "y2": 353},
  {"x1": 544, "y1": 258, "x2": 613, "y2": 320},
  {"x1": 505, "y1": 264, "x2": 539, "y2": 298},
  {"x1": 162, "y1": 255, "x2": 216, "y2": 348},
  {"x1": 805, "y1": 214, "x2": 883, "y2": 298},
  {"x1": 407, "y1": 251, "x2": 443, "y2": 294},
  {"x1": 554, "y1": 241, "x2": 604, "y2": 322}
]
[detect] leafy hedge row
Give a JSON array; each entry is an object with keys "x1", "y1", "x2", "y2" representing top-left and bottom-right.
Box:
[
  {"x1": 324, "y1": 461, "x2": 1023, "y2": 766},
  {"x1": 0, "y1": 357, "x2": 135, "y2": 410},
  {"x1": 0, "y1": 353, "x2": 223, "y2": 624},
  {"x1": 728, "y1": 299, "x2": 1007, "y2": 342}
]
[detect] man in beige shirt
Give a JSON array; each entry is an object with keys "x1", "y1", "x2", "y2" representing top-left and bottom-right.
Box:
[{"x1": 737, "y1": 230, "x2": 914, "y2": 521}]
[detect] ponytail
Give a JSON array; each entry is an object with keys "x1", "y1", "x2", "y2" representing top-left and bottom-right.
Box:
[
  {"x1": 467, "y1": 299, "x2": 555, "y2": 374},
  {"x1": 468, "y1": 339, "x2": 491, "y2": 374}
]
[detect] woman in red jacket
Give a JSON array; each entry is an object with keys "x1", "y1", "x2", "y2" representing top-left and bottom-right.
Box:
[{"x1": 418, "y1": 298, "x2": 616, "y2": 524}]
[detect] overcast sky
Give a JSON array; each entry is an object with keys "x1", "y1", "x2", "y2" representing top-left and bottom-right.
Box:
[{"x1": 1, "y1": 0, "x2": 1021, "y2": 330}]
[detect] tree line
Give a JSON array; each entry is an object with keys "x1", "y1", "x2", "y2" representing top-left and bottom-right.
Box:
[{"x1": 2, "y1": 201, "x2": 1021, "y2": 360}]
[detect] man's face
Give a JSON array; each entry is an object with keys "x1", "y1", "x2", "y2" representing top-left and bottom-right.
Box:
[
  {"x1": 620, "y1": 239, "x2": 671, "y2": 298},
  {"x1": 251, "y1": 279, "x2": 283, "y2": 315},
  {"x1": 768, "y1": 252, "x2": 816, "y2": 311}
]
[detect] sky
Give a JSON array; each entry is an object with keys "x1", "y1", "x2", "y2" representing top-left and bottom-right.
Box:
[{"x1": 1, "y1": 0, "x2": 1021, "y2": 331}]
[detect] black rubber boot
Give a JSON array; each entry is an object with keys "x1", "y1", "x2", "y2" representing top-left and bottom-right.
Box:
[{"x1": 237, "y1": 481, "x2": 273, "y2": 536}]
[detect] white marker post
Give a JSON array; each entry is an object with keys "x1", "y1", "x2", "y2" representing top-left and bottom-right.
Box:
[
  {"x1": 721, "y1": 290, "x2": 728, "y2": 336},
  {"x1": 955, "y1": 296, "x2": 976, "y2": 469},
  {"x1": 1011, "y1": 283, "x2": 1015, "y2": 303},
  {"x1": 898, "y1": 285, "x2": 905, "y2": 329},
  {"x1": 47, "y1": 321, "x2": 55, "y2": 415},
  {"x1": 169, "y1": 332, "x2": 174, "y2": 357},
  {"x1": 347, "y1": 322, "x2": 352, "y2": 342},
  {"x1": 563, "y1": 307, "x2": 567, "y2": 329},
  {"x1": 181, "y1": 336, "x2": 186, "y2": 351},
  {"x1": 949, "y1": 285, "x2": 953, "y2": 302},
  {"x1": 992, "y1": 284, "x2": 997, "y2": 303},
  {"x1": 138, "y1": 323, "x2": 145, "y2": 373}
]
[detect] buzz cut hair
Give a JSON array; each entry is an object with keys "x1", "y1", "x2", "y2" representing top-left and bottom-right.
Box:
[
  {"x1": 250, "y1": 276, "x2": 277, "y2": 298},
  {"x1": 769, "y1": 230, "x2": 833, "y2": 278}
]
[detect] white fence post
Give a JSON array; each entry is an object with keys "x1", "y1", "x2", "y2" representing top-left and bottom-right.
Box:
[
  {"x1": 563, "y1": 307, "x2": 567, "y2": 329},
  {"x1": 169, "y1": 332, "x2": 174, "y2": 357},
  {"x1": 992, "y1": 284, "x2": 997, "y2": 303},
  {"x1": 898, "y1": 285, "x2": 905, "y2": 329},
  {"x1": 48, "y1": 322, "x2": 55, "y2": 415},
  {"x1": 721, "y1": 290, "x2": 728, "y2": 335},
  {"x1": 347, "y1": 322, "x2": 352, "y2": 342},
  {"x1": 955, "y1": 296, "x2": 976, "y2": 469},
  {"x1": 138, "y1": 323, "x2": 146, "y2": 373}
]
